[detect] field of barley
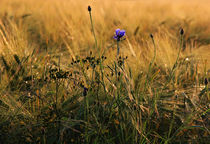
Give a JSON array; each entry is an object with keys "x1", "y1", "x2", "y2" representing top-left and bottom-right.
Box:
[{"x1": 0, "y1": 0, "x2": 209, "y2": 143}]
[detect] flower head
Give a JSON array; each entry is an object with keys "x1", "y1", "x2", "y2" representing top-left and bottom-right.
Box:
[
  {"x1": 180, "y1": 28, "x2": 184, "y2": 35},
  {"x1": 88, "y1": 6, "x2": 91, "y2": 12},
  {"x1": 114, "y1": 28, "x2": 126, "y2": 41}
]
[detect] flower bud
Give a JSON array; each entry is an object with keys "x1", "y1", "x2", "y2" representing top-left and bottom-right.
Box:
[
  {"x1": 180, "y1": 28, "x2": 184, "y2": 35},
  {"x1": 88, "y1": 6, "x2": 91, "y2": 12}
]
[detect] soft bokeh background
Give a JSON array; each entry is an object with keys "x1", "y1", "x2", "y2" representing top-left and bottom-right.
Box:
[{"x1": 0, "y1": 0, "x2": 209, "y2": 72}]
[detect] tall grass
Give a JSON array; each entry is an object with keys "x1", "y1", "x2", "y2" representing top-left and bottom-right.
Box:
[{"x1": 0, "y1": 0, "x2": 209, "y2": 143}]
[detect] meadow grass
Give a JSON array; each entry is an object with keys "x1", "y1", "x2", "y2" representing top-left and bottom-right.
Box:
[{"x1": 0, "y1": 0, "x2": 209, "y2": 143}]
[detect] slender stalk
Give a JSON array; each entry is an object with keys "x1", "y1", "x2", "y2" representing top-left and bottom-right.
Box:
[
  {"x1": 117, "y1": 40, "x2": 120, "y2": 57},
  {"x1": 30, "y1": 59, "x2": 32, "y2": 112},
  {"x1": 172, "y1": 31, "x2": 183, "y2": 71},
  {"x1": 86, "y1": 6, "x2": 95, "y2": 143},
  {"x1": 88, "y1": 7, "x2": 97, "y2": 50},
  {"x1": 115, "y1": 40, "x2": 120, "y2": 82},
  {"x1": 144, "y1": 34, "x2": 156, "y2": 91},
  {"x1": 163, "y1": 28, "x2": 184, "y2": 89},
  {"x1": 88, "y1": 5, "x2": 106, "y2": 96}
]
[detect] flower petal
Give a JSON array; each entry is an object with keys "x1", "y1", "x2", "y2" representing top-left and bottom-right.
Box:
[
  {"x1": 119, "y1": 30, "x2": 125, "y2": 37},
  {"x1": 115, "y1": 29, "x2": 120, "y2": 35}
]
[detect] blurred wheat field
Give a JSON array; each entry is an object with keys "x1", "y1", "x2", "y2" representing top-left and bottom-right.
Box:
[
  {"x1": 0, "y1": 0, "x2": 210, "y2": 68},
  {"x1": 0, "y1": 0, "x2": 209, "y2": 143}
]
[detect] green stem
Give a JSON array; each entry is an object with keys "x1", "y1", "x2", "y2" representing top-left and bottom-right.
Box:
[
  {"x1": 163, "y1": 33, "x2": 184, "y2": 89},
  {"x1": 89, "y1": 11, "x2": 97, "y2": 50},
  {"x1": 117, "y1": 40, "x2": 120, "y2": 57},
  {"x1": 173, "y1": 34, "x2": 183, "y2": 71},
  {"x1": 89, "y1": 8, "x2": 106, "y2": 95},
  {"x1": 144, "y1": 35, "x2": 156, "y2": 91}
]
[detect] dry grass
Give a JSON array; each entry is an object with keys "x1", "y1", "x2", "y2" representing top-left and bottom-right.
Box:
[
  {"x1": 0, "y1": 0, "x2": 209, "y2": 143},
  {"x1": 0, "y1": 0, "x2": 209, "y2": 67}
]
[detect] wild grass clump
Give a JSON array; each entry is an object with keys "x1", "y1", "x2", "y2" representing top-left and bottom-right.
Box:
[{"x1": 0, "y1": 0, "x2": 209, "y2": 143}]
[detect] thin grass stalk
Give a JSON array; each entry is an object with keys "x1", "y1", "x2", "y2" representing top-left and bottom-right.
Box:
[
  {"x1": 88, "y1": 6, "x2": 98, "y2": 51},
  {"x1": 144, "y1": 34, "x2": 156, "y2": 94},
  {"x1": 86, "y1": 8, "x2": 92, "y2": 140},
  {"x1": 117, "y1": 40, "x2": 120, "y2": 58},
  {"x1": 173, "y1": 29, "x2": 184, "y2": 70},
  {"x1": 169, "y1": 29, "x2": 184, "y2": 84},
  {"x1": 30, "y1": 58, "x2": 34, "y2": 112},
  {"x1": 88, "y1": 5, "x2": 107, "y2": 101},
  {"x1": 162, "y1": 29, "x2": 184, "y2": 90}
]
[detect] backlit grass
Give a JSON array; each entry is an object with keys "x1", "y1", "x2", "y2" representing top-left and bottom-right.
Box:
[{"x1": 0, "y1": 0, "x2": 209, "y2": 143}]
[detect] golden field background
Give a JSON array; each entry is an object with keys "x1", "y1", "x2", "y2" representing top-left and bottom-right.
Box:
[
  {"x1": 0, "y1": 1, "x2": 209, "y2": 143},
  {"x1": 0, "y1": 0, "x2": 209, "y2": 72}
]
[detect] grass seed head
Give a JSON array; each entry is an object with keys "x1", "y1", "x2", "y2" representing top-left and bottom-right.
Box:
[
  {"x1": 88, "y1": 6, "x2": 91, "y2": 12},
  {"x1": 180, "y1": 28, "x2": 184, "y2": 35}
]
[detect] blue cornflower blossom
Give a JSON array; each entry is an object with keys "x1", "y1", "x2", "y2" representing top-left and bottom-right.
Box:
[{"x1": 114, "y1": 28, "x2": 126, "y2": 41}]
